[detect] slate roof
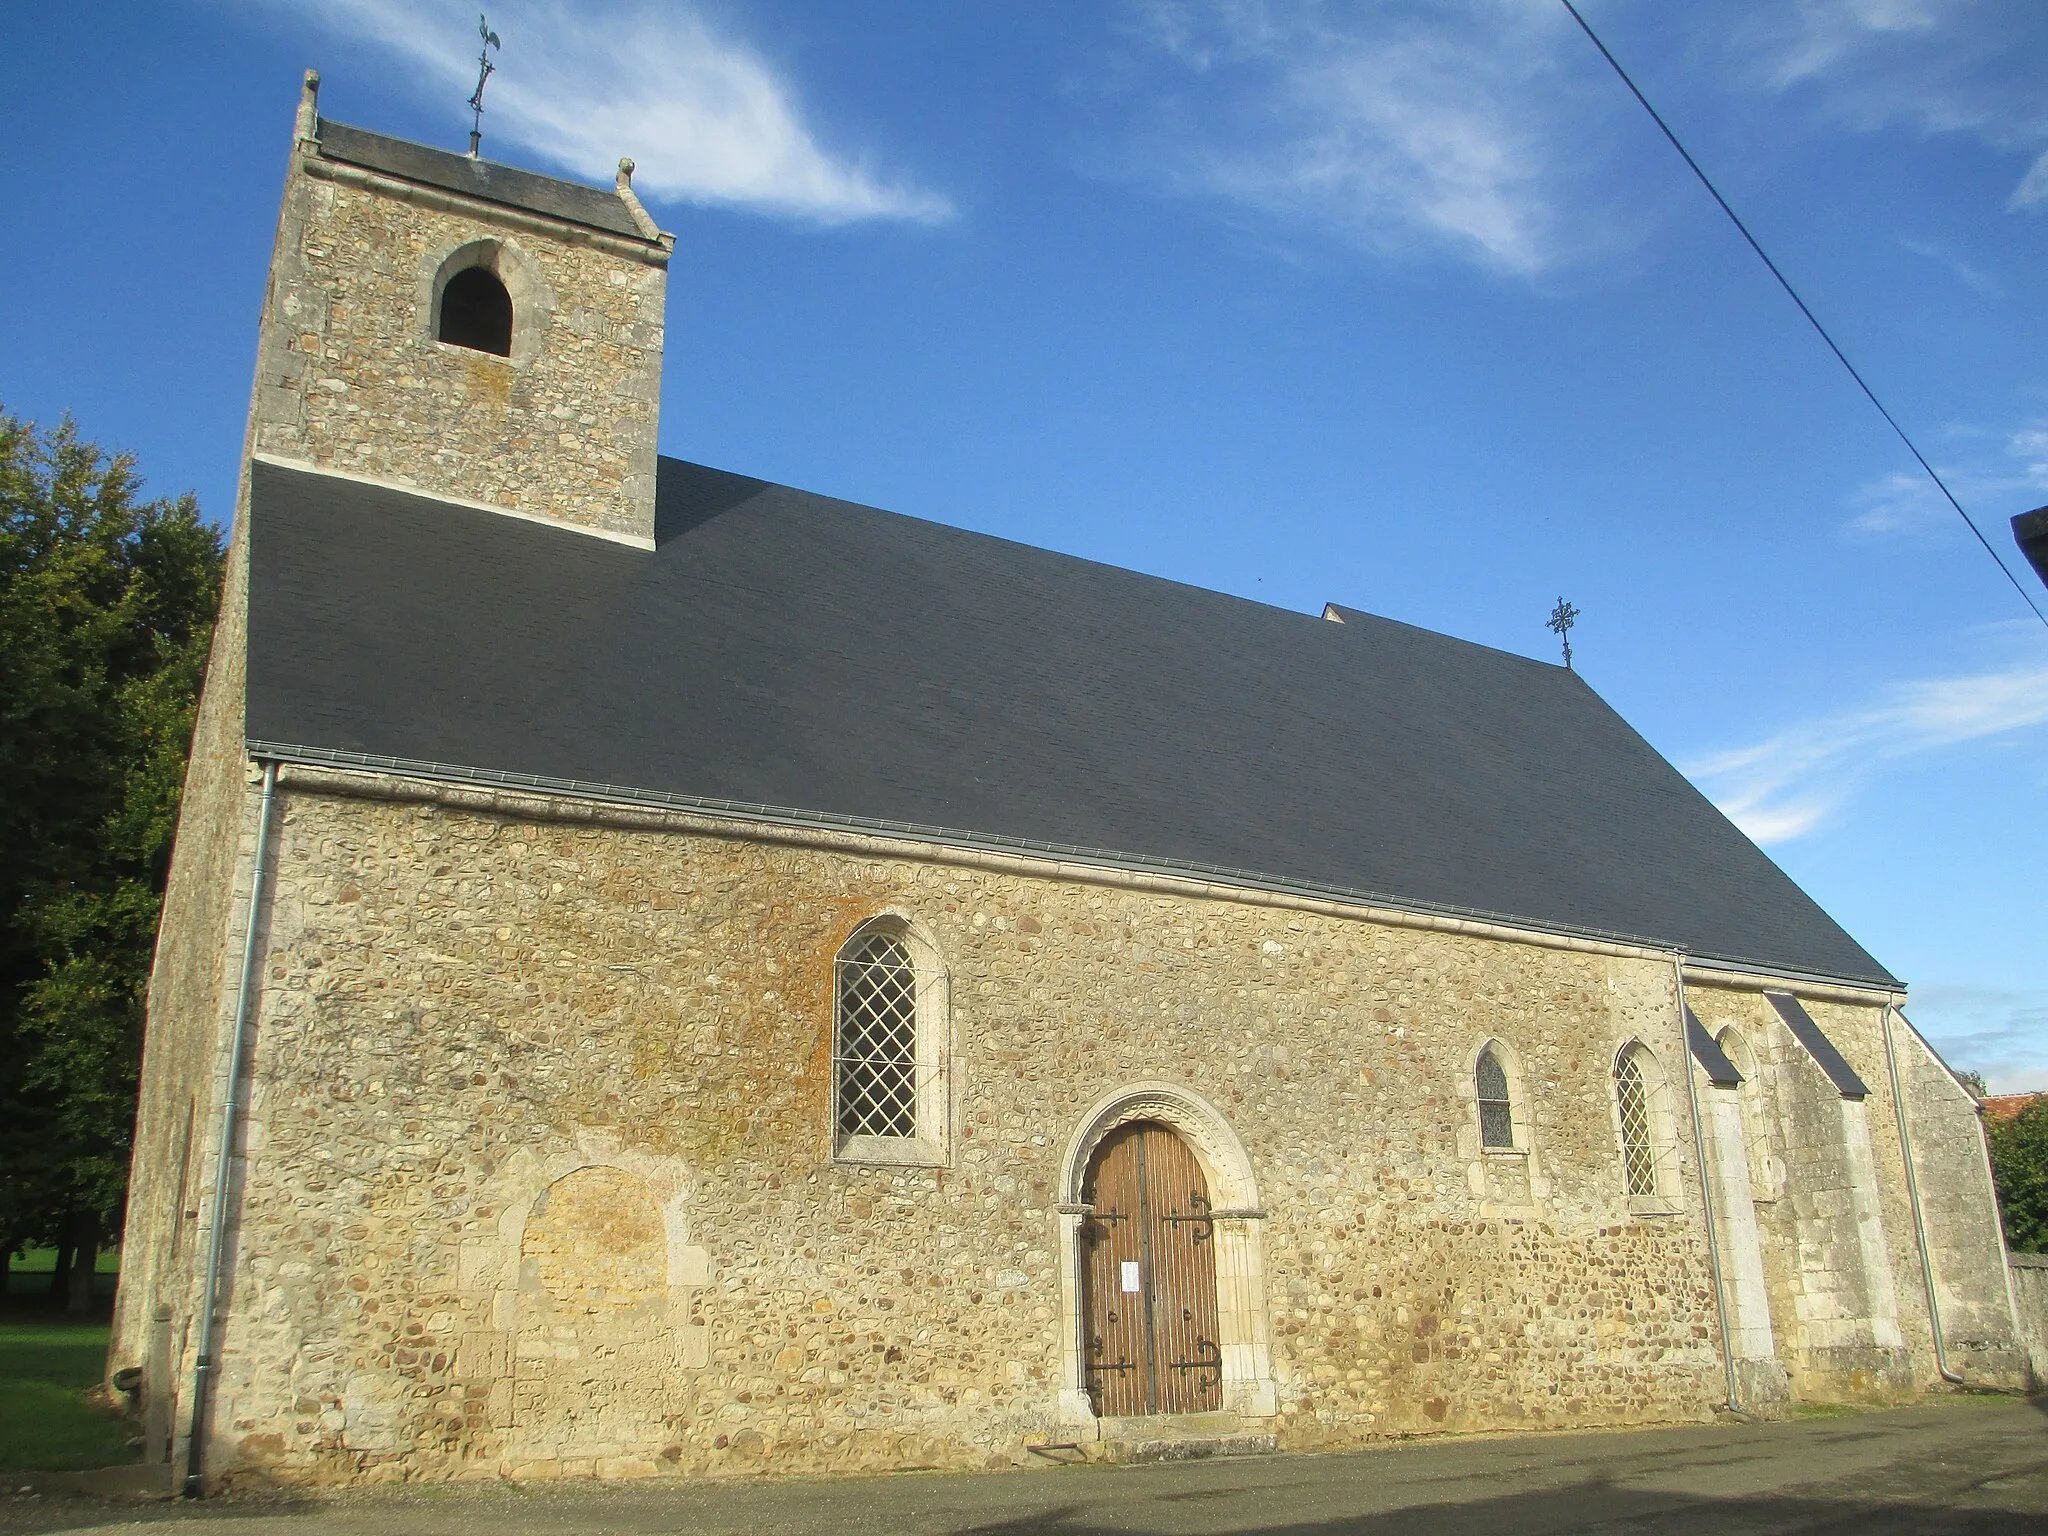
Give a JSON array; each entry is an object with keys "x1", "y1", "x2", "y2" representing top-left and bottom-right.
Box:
[
  {"x1": 245, "y1": 456, "x2": 1898, "y2": 989},
  {"x1": 314, "y1": 120, "x2": 650, "y2": 242},
  {"x1": 2016, "y1": 505, "x2": 2048, "y2": 588}
]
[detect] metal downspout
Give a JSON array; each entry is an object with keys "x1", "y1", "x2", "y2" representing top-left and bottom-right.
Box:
[
  {"x1": 182, "y1": 760, "x2": 278, "y2": 1498},
  {"x1": 1881, "y1": 1002, "x2": 1966, "y2": 1385},
  {"x1": 1674, "y1": 954, "x2": 1742, "y2": 1414}
]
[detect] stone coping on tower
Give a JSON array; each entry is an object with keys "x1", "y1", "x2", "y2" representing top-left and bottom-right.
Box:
[{"x1": 311, "y1": 116, "x2": 666, "y2": 249}]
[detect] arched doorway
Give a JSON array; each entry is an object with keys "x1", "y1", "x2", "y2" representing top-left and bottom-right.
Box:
[{"x1": 1080, "y1": 1121, "x2": 1222, "y2": 1416}]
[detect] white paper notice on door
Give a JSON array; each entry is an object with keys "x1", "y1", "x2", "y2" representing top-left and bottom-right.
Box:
[{"x1": 1120, "y1": 1261, "x2": 1141, "y2": 1293}]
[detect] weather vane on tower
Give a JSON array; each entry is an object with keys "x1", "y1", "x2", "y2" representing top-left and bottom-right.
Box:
[
  {"x1": 1547, "y1": 596, "x2": 1579, "y2": 670},
  {"x1": 467, "y1": 13, "x2": 501, "y2": 158}
]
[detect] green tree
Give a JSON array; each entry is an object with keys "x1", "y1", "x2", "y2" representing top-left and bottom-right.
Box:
[
  {"x1": 1988, "y1": 1097, "x2": 2048, "y2": 1254},
  {"x1": 0, "y1": 407, "x2": 223, "y2": 1311}
]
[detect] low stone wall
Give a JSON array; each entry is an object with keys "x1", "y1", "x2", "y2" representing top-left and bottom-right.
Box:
[{"x1": 2012, "y1": 1253, "x2": 2048, "y2": 1389}]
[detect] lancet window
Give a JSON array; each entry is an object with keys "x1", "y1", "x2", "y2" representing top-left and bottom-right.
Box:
[
  {"x1": 1476, "y1": 1045, "x2": 1515, "y2": 1150},
  {"x1": 1614, "y1": 1041, "x2": 1675, "y2": 1207},
  {"x1": 832, "y1": 918, "x2": 948, "y2": 1164}
]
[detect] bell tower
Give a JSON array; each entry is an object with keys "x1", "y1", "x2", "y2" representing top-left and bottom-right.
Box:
[{"x1": 249, "y1": 71, "x2": 672, "y2": 546}]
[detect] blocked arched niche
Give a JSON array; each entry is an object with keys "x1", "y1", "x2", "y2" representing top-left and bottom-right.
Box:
[
  {"x1": 507, "y1": 1163, "x2": 705, "y2": 1455},
  {"x1": 1716, "y1": 1025, "x2": 1783, "y2": 1202},
  {"x1": 423, "y1": 236, "x2": 553, "y2": 365},
  {"x1": 1053, "y1": 1083, "x2": 1275, "y2": 1426},
  {"x1": 521, "y1": 1166, "x2": 668, "y2": 1318}
]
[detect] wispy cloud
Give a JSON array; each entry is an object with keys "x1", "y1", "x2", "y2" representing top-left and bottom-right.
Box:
[
  {"x1": 1105, "y1": 1, "x2": 2048, "y2": 275},
  {"x1": 2010, "y1": 425, "x2": 2048, "y2": 486},
  {"x1": 1840, "y1": 419, "x2": 2048, "y2": 539},
  {"x1": 1686, "y1": 657, "x2": 2048, "y2": 843},
  {"x1": 1842, "y1": 470, "x2": 1949, "y2": 538},
  {"x1": 1114, "y1": 0, "x2": 1620, "y2": 277},
  {"x1": 1896, "y1": 235, "x2": 1999, "y2": 297},
  {"x1": 1740, "y1": 0, "x2": 1950, "y2": 91},
  {"x1": 1904, "y1": 985, "x2": 2048, "y2": 1095},
  {"x1": 246, "y1": 0, "x2": 951, "y2": 225},
  {"x1": 2009, "y1": 150, "x2": 2048, "y2": 211},
  {"x1": 1730, "y1": 0, "x2": 2048, "y2": 210}
]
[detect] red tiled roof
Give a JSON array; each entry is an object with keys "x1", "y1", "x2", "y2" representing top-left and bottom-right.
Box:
[{"x1": 1982, "y1": 1093, "x2": 2045, "y2": 1123}]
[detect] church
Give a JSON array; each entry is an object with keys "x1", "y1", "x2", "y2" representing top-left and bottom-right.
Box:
[{"x1": 112, "y1": 72, "x2": 2030, "y2": 1490}]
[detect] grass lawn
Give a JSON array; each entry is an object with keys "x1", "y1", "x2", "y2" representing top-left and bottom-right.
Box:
[
  {"x1": 0, "y1": 1316, "x2": 135, "y2": 1471},
  {"x1": 1, "y1": 1248, "x2": 134, "y2": 1471},
  {"x1": 4, "y1": 1247, "x2": 120, "y2": 1307}
]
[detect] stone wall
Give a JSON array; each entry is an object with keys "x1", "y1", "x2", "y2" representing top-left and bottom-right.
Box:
[
  {"x1": 1674, "y1": 993, "x2": 2028, "y2": 1401},
  {"x1": 1688, "y1": 989, "x2": 1914, "y2": 1400},
  {"x1": 170, "y1": 772, "x2": 1861, "y2": 1488},
  {"x1": 249, "y1": 120, "x2": 667, "y2": 544},
  {"x1": 1896, "y1": 1023, "x2": 2028, "y2": 1382},
  {"x1": 2012, "y1": 1255, "x2": 2048, "y2": 1388},
  {"x1": 107, "y1": 307, "x2": 274, "y2": 1455}
]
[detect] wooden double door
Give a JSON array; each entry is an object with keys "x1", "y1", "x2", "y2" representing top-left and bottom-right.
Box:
[{"x1": 1080, "y1": 1121, "x2": 1223, "y2": 1416}]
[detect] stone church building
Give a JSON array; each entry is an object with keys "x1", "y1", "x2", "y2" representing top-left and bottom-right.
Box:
[{"x1": 114, "y1": 74, "x2": 2030, "y2": 1489}]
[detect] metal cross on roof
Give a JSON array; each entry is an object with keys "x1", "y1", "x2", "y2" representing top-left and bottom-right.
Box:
[
  {"x1": 1546, "y1": 596, "x2": 1579, "y2": 670},
  {"x1": 467, "y1": 14, "x2": 501, "y2": 158}
]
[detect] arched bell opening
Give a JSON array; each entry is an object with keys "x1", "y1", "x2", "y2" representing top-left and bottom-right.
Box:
[
  {"x1": 438, "y1": 265, "x2": 513, "y2": 355},
  {"x1": 423, "y1": 237, "x2": 551, "y2": 365}
]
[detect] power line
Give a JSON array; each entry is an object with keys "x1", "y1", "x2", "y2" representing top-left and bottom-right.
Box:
[{"x1": 1558, "y1": 0, "x2": 2048, "y2": 633}]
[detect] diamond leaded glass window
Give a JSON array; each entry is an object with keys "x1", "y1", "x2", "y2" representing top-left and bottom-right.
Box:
[
  {"x1": 835, "y1": 931, "x2": 919, "y2": 1139},
  {"x1": 1476, "y1": 1046, "x2": 1514, "y2": 1150},
  {"x1": 1615, "y1": 1048, "x2": 1657, "y2": 1198}
]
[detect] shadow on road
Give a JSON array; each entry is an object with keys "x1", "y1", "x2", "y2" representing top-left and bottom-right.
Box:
[
  {"x1": 952, "y1": 1472, "x2": 2048, "y2": 1535},
  {"x1": 2, "y1": 1399, "x2": 2041, "y2": 1536}
]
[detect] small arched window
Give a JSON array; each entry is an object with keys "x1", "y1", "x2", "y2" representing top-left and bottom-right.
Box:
[
  {"x1": 438, "y1": 265, "x2": 513, "y2": 355},
  {"x1": 836, "y1": 929, "x2": 917, "y2": 1139},
  {"x1": 1614, "y1": 1041, "x2": 1674, "y2": 1207},
  {"x1": 1476, "y1": 1045, "x2": 1515, "y2": 1150},
  {"x1": 1615, "y1": 1049, "x2": 1657, "y2": 1196},
  {"x1": 833, "y1": 918, "x2": 949, "y2": 1164}
]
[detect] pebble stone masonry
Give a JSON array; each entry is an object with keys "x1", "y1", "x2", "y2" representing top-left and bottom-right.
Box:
[
  {"x1": 110, "y1": 73, "x2": 2034, "y2": 1491},
  {"x1": 249, "y1": 74, "x2": 669, "y2": 545}
]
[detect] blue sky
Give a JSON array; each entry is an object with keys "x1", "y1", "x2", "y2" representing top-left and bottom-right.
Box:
[{"x1": 3, "y1": 1, "x2": 2044, "y2": 1087}]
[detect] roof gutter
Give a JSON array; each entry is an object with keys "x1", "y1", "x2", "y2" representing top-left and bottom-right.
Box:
[
  {"x1": 183, "y1": 760, "x2": 278, "y2": 1498},
  {"x1": 248, "y1": 740, "x2": 1903, "y2": 1001}
]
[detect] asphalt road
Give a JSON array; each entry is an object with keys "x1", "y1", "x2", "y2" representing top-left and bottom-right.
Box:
[{"x1": 7, "y1": 1397, "x2": 2045, "y2": 1535}]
